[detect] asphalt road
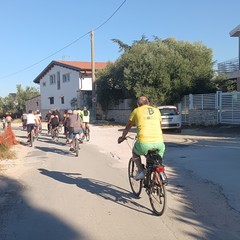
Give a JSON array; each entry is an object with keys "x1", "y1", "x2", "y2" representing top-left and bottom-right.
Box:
[{"x1": 0, "y1": 123, "x2": 240, "y2": 240}]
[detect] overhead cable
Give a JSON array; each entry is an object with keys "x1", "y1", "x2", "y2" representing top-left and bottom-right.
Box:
[{"x1": 0, "y1": 0, "x2": 127, "y2": 80}]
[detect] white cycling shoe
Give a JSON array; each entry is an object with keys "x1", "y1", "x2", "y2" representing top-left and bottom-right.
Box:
[{"x1": 134, "y1": 171, "x2": 145, "y2": 180}]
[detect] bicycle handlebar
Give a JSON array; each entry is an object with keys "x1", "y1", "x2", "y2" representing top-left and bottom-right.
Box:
[
  {"x1": 118, "y1": 135, "x2": 136, "y2": 144},
  {"x1": 118, "y1": 136, "x2": 126, "y2": 144}
]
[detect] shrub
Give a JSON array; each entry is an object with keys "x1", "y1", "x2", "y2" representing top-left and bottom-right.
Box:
[{"x1": 0, "y1": 142, "x2": 16, "y2": 160}]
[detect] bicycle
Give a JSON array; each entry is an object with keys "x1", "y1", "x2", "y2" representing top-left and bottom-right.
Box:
[
  {"x1": 58, "y1": 123, "x2": 63, "y2": 133},
  {"x1": 29, "y1": 127, "x2": 35, "y2": 147},
  {"x1": 34, "y1": 125, "x2": 40, "y2": 141},
  {"x1": 71, "y1": 132, "x2": 80, "y2": 157},
  {"x1": 124, "y1": 137, "x2": 168, "y2": 216},
  {"x1": 51, "y1": 126, "x2": 59, "y2": 141}
]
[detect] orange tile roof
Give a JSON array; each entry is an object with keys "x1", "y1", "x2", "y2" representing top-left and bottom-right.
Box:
[
  {"x1": 56, "y1": 61, "x2": 108, "y2": 70},
  {"x1": 33, "y1": 60, "x2": 108, "y2": 83}
]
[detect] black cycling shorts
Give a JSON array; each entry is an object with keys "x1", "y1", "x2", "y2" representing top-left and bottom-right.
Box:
[{"x1": 27, "y1": 124, "x2": 35, "y2": 133}]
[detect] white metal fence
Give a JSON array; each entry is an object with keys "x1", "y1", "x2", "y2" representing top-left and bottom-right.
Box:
[
  {"x1": 179, "y1": 91, "x2": 240, "y2": 125},
  {"x1": 220, "y1": 92, "x2": 240, "y2": 124}
]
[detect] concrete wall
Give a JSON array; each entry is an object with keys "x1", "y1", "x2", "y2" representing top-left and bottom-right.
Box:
[
  {"x1": 105, "y1": 109, "x2": 131, "y2": 123},
  {"x1": 188, "y1": 110, "x2": 218, "y2": 126},
  {"x1": 105, "y1": 109, "x2": 219, "y2": 126},
  {"x1": 104, "y1": 99, "x2": 132, "y2": 124}
]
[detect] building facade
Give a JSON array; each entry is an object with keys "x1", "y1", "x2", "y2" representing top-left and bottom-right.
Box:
[
  {"x1": 33, "y1": 60, "x2": 107, "y2": 116},
  {"x1": 25, "y1": 95, "x2": 41, "y2": 113}
]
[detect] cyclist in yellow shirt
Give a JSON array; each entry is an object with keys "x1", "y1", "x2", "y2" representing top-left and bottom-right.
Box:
[{"x1": 118, "y1": 96, "x2": 165, "y2": 180}]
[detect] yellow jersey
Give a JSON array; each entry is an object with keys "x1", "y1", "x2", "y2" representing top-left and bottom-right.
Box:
[{"x1": 129, "y1": 105, "x2": 163, "y2": 143}]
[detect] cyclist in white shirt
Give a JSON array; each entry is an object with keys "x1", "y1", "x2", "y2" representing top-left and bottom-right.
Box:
[{"x1": 26, "y1": 110, "x2": 37, "y2": 142}]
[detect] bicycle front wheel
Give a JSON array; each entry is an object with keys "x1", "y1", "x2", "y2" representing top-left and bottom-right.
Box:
[
  {"x1": 56, "y1": 130, "x2": 59, "y2": 141},
  {"x1": 128, "y1": 158, "x2": 142, "y2": 196},
  {"x1": 149, "y1": 172, "x2": 167, "y2": 216}
]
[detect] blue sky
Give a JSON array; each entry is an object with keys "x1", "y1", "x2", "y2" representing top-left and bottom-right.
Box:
[{"x1": 1, "y1": 0, "x2": 240, "y2": 97}]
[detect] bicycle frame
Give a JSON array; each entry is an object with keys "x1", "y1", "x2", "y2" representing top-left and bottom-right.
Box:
[{"x1": 145, "y1": 151, "x2": 168, "y2": 186}]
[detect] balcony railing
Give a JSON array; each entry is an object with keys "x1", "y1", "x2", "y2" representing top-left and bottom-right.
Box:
[{"x1": 218, "y1": 57, "x2": 239, "y2": 73}]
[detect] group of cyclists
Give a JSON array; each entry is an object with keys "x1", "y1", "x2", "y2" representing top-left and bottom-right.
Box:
[{"x1": 23, "y1": 107, "x2": 90, "y2": 150}]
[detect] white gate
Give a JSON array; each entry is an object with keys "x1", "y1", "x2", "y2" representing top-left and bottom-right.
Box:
[
  {"x1": 180, "y1": 91, "x2": 240, "y2": 125},
  {"x1": 219, "y1": 92, "x2": 240, "y2": 124}
]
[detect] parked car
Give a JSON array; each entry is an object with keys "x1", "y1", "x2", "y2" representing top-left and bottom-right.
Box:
[{"x1": 157, "y1": 105, "x2": 182, "y2": 132}]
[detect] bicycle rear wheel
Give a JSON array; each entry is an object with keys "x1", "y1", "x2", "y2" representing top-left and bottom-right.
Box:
[
  {"x1": 149, "y1": 172, "x2": 167, "y2": 216},
  {"x1": 128, "y1": 158, "x2": 142, "y2": 196},
  {"x1": 85, "y1": 128, "x2": 90, "y2": 141},
  {"x1": 56, "y1": 129, "x2": 59, "y2": 141},
  {"x1": 75, "y1": 138, "x2": 79, "y2": 157},
  {"x1": 36, "y1": 132, "x2": 39, "y2": 141},
  {"x1": 35, "y1": 128, "x2": 39, "y2": 141},
  {"x1": 30, "y1": 130, "x2": 34, "y2": 147}
]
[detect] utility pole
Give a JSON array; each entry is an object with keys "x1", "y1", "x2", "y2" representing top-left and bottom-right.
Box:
[{"x1": 91, "y1": 29, "x2": 96, "y2": 121}]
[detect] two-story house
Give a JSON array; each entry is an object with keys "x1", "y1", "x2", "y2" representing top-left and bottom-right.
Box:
[{"x1": 33, "y1": 60, "x2": 107, "y2": 116}]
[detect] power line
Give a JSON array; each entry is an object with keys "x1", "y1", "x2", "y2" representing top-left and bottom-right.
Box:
[
  {"x1": 94, "y1": 0, "x2": 126, "y2": 31},
  {"x1": 0, "y1": 0, "x2": 126, "y2": 80}
]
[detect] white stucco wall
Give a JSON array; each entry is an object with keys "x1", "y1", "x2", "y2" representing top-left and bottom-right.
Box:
[
  {"x1": 80, "y1": 77, "x2": 92, "y2": 91},
  {"x1": 38, "y1": 65, "x2": 92, "y2": 111}
]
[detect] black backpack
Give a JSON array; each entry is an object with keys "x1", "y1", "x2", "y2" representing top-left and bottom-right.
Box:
[
  {"x1": 83, "y1": 110, "x2": 89, "y2": 116},
  {"x1": 51, "y1": 115, "x2": 59, "y2": 125}
]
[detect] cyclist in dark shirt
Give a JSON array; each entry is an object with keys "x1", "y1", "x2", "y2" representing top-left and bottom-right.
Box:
[
  {"x1": 45, "y1": 110, "x2": 52, "y2": 134},
  {"x1": 49, "y1": 111, "x2": 59, "y2": 139}
]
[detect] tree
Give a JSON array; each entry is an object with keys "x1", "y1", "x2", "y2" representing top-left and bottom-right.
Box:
[
  {"x1": 0, "y1": 85, "x2": 39, "y2": 116},
  {"x1": 0, "y1": 97, "x2": 3, "y2": 115},
  {"x1": 2, "y1": 95, "x2": 15, "y2": 114},
  {"x1": 212, "y1": 73, "x2": 236, "y2": 92},
  {"x1": 96, "y1": 37, "x2": 216, "y2": 110},
  {"x1": 15, "y1": 85, "x2": 40, "y2": 115},
  {"x1": 96, "y1": 61, "x2": 131, "y2": 111}
]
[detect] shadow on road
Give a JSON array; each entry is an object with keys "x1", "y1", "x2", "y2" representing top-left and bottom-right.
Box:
[
  {"x1": 38, "y1": 168, "x2": 153, "y2": 216},
  {"x1": 0, "y1": 175, "x2": 83, "y2": 239},
  {"x1": 34, "y1": 146, "x2": 69, "y2": 156}
]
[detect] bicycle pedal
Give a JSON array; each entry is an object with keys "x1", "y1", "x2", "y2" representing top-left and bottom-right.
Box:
[{"x1": 163, "y1": 180, "x2": 168, "y2": 186}]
